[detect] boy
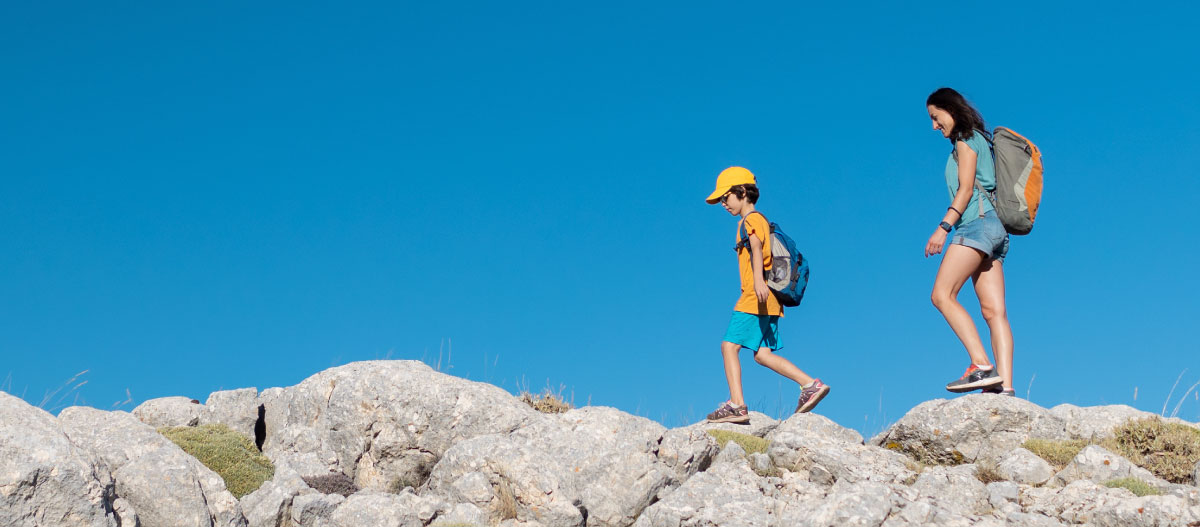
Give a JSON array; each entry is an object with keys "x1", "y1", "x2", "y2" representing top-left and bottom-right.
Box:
[{"x1": 704, "y1": 167, "x2": 830, "y2": 423}]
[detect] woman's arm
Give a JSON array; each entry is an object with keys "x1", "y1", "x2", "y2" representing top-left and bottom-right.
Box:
[{"x1": 926, "y1": 140, "x2": 978, "y2": 257}]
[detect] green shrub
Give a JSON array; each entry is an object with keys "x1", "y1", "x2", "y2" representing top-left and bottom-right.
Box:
[
  {"x1": 1104, "y1": 417, "x2": 1200, "y2": 484},
  {"x1": 1022, "y1": 439, "x2": 1091, "y2": 470},
  {"x1": 707, "y1": 430, "x2": 768, "y2": 456},
  {"x1": 159, "y1": 424, "x2": 274, "y2": 498},
  {"x1": 1104, "y1": 477, "x2": 1161, "y2": 497}
]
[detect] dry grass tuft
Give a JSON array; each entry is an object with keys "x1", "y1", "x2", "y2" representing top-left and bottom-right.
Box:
[
  {"x1": 974, "y1": 461, "x2": 1005, "y2": 484},
  {"x1": 1023, "y1": 418, "x2": 1200, "y2": 484},
  {"x1": 519, "y1": 389, "x2": 573, "y2": 414},
  {"x1": 493, "y1": 479, "x2": 519, "y2": 521},
  {"x1": 707, "y1": 430, "x2": 769, "y2": 456},
  {"x1": 159, "y1": 424, "x2": 274, "y2": 498},
  {"x1": 1105, "y1": 417, "x2": 1200, "y2": 484}
]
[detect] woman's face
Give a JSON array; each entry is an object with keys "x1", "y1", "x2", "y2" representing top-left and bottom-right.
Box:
[{"x1": 928, "y1": 105, "x2": 954, "y2": 138}]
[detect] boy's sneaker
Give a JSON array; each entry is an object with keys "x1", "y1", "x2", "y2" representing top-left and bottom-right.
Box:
[
  {"x1": 795, "y1": 379, "x2": 830, "y2": 413},
  {"x1": 706, "y1": 401, "x2": 750, "y2": 424},
  {"x1": 946, "y1": 365, "x2": 1002, "y2": 393}
]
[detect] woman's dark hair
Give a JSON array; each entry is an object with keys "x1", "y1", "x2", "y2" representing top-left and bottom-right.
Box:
[
  {"x1": 728, "y1": 184, "x2": 759, "y2": 204},
  {"x1": 926, "y1": 87, "x2": 989, "y2": 143}
]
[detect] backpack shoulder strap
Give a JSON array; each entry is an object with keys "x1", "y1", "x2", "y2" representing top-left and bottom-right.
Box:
[{"x1": 736, "y1": 211, "x2": 770, "y2": 252}]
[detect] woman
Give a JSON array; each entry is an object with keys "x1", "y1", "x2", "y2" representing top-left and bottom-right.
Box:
[{"x1": 924, "y1": 87, "x2": 1013, "y2": 396}]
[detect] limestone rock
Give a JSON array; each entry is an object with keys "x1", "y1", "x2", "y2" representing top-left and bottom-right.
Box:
[
  {"x1": 424, "y1": 434, "x2": 584, "y2": 527},
  {"x1": 769, "y1": 416, "x2": 913, "y2": 486},
  {"x1": 1051, "y1": 445, "x2": 1171, "y2": 490},
  {"x1": 654, "y1": 427, "x2": 719, "y2": 484},
  {"x1": 0, "y1": 392, "x2": 117, "y2": 527},
  {"x1": 804, "y1": 480, "x2": 894, "y2": 527},
  {"x1": 289, "y1": 493, "x2": 344, "y2": 527},
  {"x1": 58, "y1": 406, "x2": 245, "y2": 527},
  {"x1": 909, "y1": 465, "x2": 989, "y2": 517},
  {"x1": 262, "y1": 360, "x2": 540, "y2": 491},
  {"x1": 631, "y1": 459, "x2": 784, "y2": 527},
  {"x1": 132, "y1": 396, "x2": 202, "y2": 428},
  {"x1": 202, "y1": 388, "x2": 261, "y2": 443},
  {"x1": 995, "y1": 447, "x2": 1055, "y2": 485},
  {"x1": 766, "y1": 412, "x2": 864, "y2": 445},
  {"x1": 869, "y1": 395, "x2": 1068, "y2": 464},
  {"x1": 686, "y1": 411, "x2": 780, "y2": 438}
]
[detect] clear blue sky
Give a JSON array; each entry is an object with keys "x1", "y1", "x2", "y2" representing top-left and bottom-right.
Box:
[{"x1": 3, "y1": 2, "x2": 1198, "y2": 435}]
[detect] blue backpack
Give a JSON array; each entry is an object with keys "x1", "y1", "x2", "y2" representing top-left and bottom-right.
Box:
[{"x1": 736, "y1": 212, "x2": 809, "y2": 307}]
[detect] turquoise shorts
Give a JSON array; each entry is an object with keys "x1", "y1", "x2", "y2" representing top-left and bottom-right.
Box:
[{"x1": 723, "y1": 311, "x2": 782, "y2": 351}]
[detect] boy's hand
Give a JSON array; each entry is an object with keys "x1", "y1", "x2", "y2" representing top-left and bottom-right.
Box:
[
  {"x1": 754, "y1": 279, "x2": 770, "y2": 303},
  {"x1": 925, "y1": 228, "x2": 948, "y2": 258}
]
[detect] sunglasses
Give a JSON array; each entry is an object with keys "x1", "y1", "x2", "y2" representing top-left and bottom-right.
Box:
[{"x1": 720, "y1": 191, "x2": 734, "y2": 205}]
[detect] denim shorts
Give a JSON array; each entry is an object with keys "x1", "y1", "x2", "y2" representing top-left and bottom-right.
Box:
[
  {"x1": 952, "y1": 209, "x2": 1009, "y2": 262},
  {"x1": 723, "y1": 311, "x2": 782, "y2": 351}
]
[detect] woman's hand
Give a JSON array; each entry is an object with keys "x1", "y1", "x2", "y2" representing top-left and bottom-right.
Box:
[
  {"x1": 925, "y1": 228, "x2": 948, "y2": 258},
  {"x1": 754, "y1": 279, "x2": 770, "y2": 304}
]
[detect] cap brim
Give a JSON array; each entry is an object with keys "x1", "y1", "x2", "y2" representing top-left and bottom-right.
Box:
[{"x1": 705, "y1": 186, "x2": 730, "y2": 204}]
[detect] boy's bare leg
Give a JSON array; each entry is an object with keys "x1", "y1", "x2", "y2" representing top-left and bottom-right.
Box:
[
  {"x1": 973, "y1": 259, "x2": 1013, "y2": 389},
  {"x1": 721, "y1": 341, "x2": 746, "y2": 406},
  {"x1": 753, "y1": 347, "x2": 814, "y2": 386}
]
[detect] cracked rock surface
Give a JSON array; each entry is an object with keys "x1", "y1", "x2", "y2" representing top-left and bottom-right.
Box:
[{"x1": 5, "y1": 361, "x2": 1200, "y2": 527}]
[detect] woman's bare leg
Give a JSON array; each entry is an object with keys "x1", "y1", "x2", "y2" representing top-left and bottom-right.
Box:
[
  {"x1": 753, "y1": 347, "x2": 814, "y2": 386},
  {"x1": 973, "y1": 259, "x2": 1013, "y2": 389},
  {"x1": 931, "y1": 244, "x2": 990, "y2": 366},
  {"x1": 721, "y1": 341, "x2": 746, "y2": 406}
]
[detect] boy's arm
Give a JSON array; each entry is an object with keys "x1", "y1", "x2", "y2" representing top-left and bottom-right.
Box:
[{"x1": 748, "y1": 234, "x2": 770, "y2": 304}]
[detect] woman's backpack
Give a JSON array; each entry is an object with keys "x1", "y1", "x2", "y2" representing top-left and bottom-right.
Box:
[
  {"x1": 976, "y1": 127, "x2": 1044, "y2": 235},
  {"x1": 736, "y1": 212, "x2": 809, "y2": 307}
]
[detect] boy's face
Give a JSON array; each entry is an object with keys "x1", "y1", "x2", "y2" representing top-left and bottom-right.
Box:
[{"x1": 720, "y1": 190, "x2": 746, "y2": 216}]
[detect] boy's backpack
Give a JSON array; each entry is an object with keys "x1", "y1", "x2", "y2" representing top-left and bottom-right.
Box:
[
  {"x1": 736, "y1": 212, "x2": 809, "y2": 307},
  {"x1": 965, "y1": 127, "x2": 1044, "y2": 235}
]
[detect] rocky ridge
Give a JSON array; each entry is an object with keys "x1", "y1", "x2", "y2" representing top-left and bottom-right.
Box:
[{"x1": 3, "y1": 360, "x2": 1200, "y2": 527}]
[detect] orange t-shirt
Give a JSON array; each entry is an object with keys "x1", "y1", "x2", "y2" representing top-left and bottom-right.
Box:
[{"x1": 734, "y1": 212, "x2": 783, "y2": 316}]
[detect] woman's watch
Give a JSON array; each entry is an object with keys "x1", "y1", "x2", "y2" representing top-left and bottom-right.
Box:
[{"x1": 939, "y1": 221, "x2": 953, "y2": 233}]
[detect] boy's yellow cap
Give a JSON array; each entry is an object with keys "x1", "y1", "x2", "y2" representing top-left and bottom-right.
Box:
[{"x1": 705, "y1": 166, "x2": 757, "y2": 203}]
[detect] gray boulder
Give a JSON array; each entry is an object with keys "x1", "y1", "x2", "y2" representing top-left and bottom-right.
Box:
[
  {"x1": 1048, "y1": 404, "x2": 1173, "y2": 440},
  {"x1": 261, "y1": 360, "x2": 540, "y2": 491},
  {"x1": 995, "y1": 447, "x2": 1055, "y2": 485},
  {"x1": 769, "y1": 414, "x2": 913, "y2": 486},
  {"x1": 766, "y1": 412, "x2": 864, "y2": 445},
  {"x1": 511, "y1": 406, "x2": 673, "y2": 527},
  {"x1": 328, "y1": 491, "x2": 433, "y2": 527},
  {"x1": 132, "y1": 396, "x2": 202, "y2": 428},
  {"x1": 1050, "y1": 445, "x2": 1171, "y2": 490},
  {"x1": 238, "y1": 464, "x2": 311, "y2": 527},
  {"x1": 289, "y1": 493, "x2": 344, "y2": 527},
  {"x1": 804, "y1": 480, "x2": 894, "y2": 527},
  {"x1": 654, "y1": 427, "x2": 720, "y2": 484},
  {"x1": 685, "y1": 411, "x2": 781, "y2": 438},
  {"x1": 908, "y1": 465, "x2": 989, "y2": 517},
  {"x1": 0, "y1": 391, "x2": 116, "y2": 527},
  {"x1": 869, "y1": 395, "x2": 1068, "y2": 464},
  {"x1": 58, "y1": 406, "x2": 245, "y2": 527},
  {"x1": 632, "y1": 457, "x2": 785, "y2": 527},
  {"x1": 424, "y1": 434, "x2": 584, "y2": 526},
  {"x1": 202, "y1": 388, "x2": 260, "y2": 442}
]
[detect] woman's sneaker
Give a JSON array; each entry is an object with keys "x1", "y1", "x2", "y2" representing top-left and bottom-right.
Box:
[
  {"x1": 946, "y1": 365, "x2": 1002, "y2": 393},
  {"x1": 706, "y1": 401, "x2": 750, "y2": 423},
  {"x1": 795, "y1": 379, "x2": 830, "y2": 413}
]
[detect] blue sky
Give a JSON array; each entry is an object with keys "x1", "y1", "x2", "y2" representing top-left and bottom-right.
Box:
[{"x1": 3, "y1": 2, "x2": 1198, "y2": 434}]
